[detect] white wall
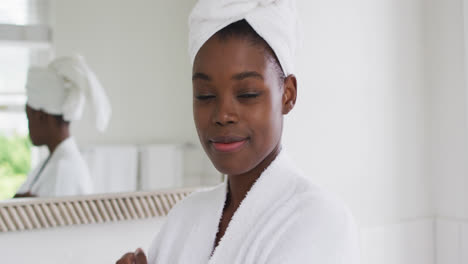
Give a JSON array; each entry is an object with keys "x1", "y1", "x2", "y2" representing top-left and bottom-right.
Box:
[
  {"x1": 0, "y1": 218, "x2": 165, "y2": 263},
  {"x1": 425, "y1": 0, "x2": 468, "y2": 263},
  {"x1": 286, "y1": 0, "x2": 430, "y2": 227},
  {"x1": 285, "y1": 0, "x2": 434, "y2": 262},
  {"x1": 50, "y1": 0, "x2": 198, "y2": 146},
  {"x1": 426, "y1": 0, "x2": 468, "y2": 222}
]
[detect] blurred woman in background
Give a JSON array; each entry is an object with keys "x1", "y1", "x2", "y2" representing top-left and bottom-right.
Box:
[{"x1": 14, "y1": 55, "x2": 111, "y2": 198}]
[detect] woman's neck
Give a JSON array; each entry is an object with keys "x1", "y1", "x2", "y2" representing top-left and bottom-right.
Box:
[
  {"x1": 47, "y1": 133, "x2": 70, "y2": 154},
  {"x1": 226, "y1": 144, "x2": 281, "y2": 209},
  {"x1": 213, "y1": 144, "x2": 282, "y2": 253}
]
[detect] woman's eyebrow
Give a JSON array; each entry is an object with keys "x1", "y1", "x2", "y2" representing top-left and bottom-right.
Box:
[
  {"x1": 232, "y1": 71, "x2": 264, "y2": 81},
  {"x1": 192, "y1": 72, "x2": 212, "y2": 81}
]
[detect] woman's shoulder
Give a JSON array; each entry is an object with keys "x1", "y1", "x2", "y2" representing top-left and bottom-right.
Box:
[
  {"x1": 278, "y1": 152, "x2": 353, "y2": 216},
  {"x1": 267, "y1": 176, "x2": 360, "y2": 263},
  {"x1": 292, "y1": 175, "x2": 355, "y2": 226}
]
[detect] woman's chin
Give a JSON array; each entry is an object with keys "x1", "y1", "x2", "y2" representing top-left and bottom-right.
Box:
[{"x1": 210, "y1": 159, "x2": 253, "y2": 177}]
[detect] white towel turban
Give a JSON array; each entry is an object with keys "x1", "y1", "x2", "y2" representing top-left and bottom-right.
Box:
[
  {"x1": 188, "y1": 0, "x2": 299, "y2": 76},
  {"x1": 26, "y1": 55, "x2": 111, "y2": 132}
]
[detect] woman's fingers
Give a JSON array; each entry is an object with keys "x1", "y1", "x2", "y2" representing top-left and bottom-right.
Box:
[
  {"x1": 116, "y1": 249, "x2": 147, "y2": 264},
  {"x1": 116, "y1": 252, "x2": 135, "y2": 264},
  {"x1": 135, "y1": 248, "x2": 148, "y2": 264}
]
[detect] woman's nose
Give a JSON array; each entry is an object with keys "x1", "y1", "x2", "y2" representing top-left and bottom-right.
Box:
[{"x1": 213, "y1": 96, "x2": 239, "y2": 126}]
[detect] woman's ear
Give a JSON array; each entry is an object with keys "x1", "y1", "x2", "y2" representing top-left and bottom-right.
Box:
[{"x1": 282, "y1": 74, "x2": 297, "y2": 115}]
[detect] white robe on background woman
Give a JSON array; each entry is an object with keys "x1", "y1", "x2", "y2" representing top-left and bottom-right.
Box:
[
  {"x1": 17, "y1": 137, "x2": 92, "y2": 197},
  {"x1": 147, "y1": 151, "x2": 360, "y2": 264}
]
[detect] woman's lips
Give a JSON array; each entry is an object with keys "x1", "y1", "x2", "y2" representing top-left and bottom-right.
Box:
[{"x1": 210, "y1": 136, "x2": 248, "y2": 152}]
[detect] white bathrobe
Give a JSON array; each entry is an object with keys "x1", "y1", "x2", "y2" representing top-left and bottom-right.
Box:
[
  {"x1": 147, "y1": 151, "x2": 360, "y2": 264},
  {"x1": 17, "y1": 137, "x2": 93, "y2": 197}
]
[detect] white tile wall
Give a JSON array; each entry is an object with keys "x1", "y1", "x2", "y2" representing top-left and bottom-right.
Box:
[
  {"x1": 461, "y1": 222, "x2": 468, "y2": 264},
  {"x1": 360, "y1": 219, "x2": 434, "y2": 264},
  {"x1": 436, "y1": 219, "x2": 462, "y2": 264}
]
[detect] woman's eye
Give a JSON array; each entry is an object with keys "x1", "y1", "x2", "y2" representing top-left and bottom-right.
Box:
[
  {"x1": 195, "y1": 94, "x2": 215, "y2": 100},
  {"x1": 238, "y1": 93, "x2": 259, "y2": 99}
]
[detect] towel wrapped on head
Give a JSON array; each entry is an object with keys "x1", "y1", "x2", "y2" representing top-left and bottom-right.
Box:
[
  {"x1": 188, "y1": 0, "x2": 299, "y2": 76},
  {"x1": 26, "y1": 55, "x2": 112, "y2": 132}
]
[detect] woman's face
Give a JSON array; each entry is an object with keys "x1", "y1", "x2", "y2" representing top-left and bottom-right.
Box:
[
  {"x1": 26, "y1": 105, "x2": 46, "y2": 146},
  {"x1": 192, "y1": 36, "x2": 296, "y2": 176}
]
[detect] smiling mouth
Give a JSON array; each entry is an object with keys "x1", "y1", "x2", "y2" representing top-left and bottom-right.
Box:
[{"x1": 209, "y1": 136, "x2": 248, "y2": 153}]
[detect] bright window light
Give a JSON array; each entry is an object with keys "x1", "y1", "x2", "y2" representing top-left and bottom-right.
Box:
[{"x1": 0, "y1": 0, "x2": 29, "y2": 25}]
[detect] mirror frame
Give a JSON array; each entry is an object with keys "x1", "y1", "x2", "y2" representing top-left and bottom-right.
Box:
[{"x1": 0, "y1": 187, "x2": 197, "y2": 233}]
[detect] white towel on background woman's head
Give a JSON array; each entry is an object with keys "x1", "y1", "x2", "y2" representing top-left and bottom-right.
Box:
[
  {"x1": 26, "y1": 55, "x2": 112, "y2": 132},
  {"x1": 188, "y1": 0, "x2": 299, "y2": 76}
]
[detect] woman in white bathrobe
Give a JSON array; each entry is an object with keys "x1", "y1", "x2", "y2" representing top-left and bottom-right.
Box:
[
  {"x1": 118, "y1": 0, "x2": 360, "y2": 263},
  {"x1": 14, "y1": 55, "x2": 111, "y2": 198},
  {"x1": 14, "y1": 113, "x2": 92, "y2": 197}
]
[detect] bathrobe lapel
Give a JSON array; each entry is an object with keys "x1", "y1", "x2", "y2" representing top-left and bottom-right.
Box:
[{"x1": 209, "y1": 152, "x2": 299, "y2": 264}]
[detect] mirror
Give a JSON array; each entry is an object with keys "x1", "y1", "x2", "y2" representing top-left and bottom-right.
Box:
[{"x1": 0, "y1": 0, "x2": 221, "y2": 200}]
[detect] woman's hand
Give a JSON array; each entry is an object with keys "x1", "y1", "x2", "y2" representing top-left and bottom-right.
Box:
[{"x1": 116, "y1": 248, "x2": 147, "y2": 264}]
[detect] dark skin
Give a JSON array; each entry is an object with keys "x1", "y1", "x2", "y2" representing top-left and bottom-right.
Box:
[
  {"x1": 116, "y1": 35, "x2": 297, "y2": 264},
  {"x1": 13, "y1": 105, "x2": 70, "y2": 198}
]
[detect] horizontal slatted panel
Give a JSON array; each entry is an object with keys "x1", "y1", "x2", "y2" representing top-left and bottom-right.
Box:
[{"x1": 0, "y1": 188, "x2": 195, "y2": 232}]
